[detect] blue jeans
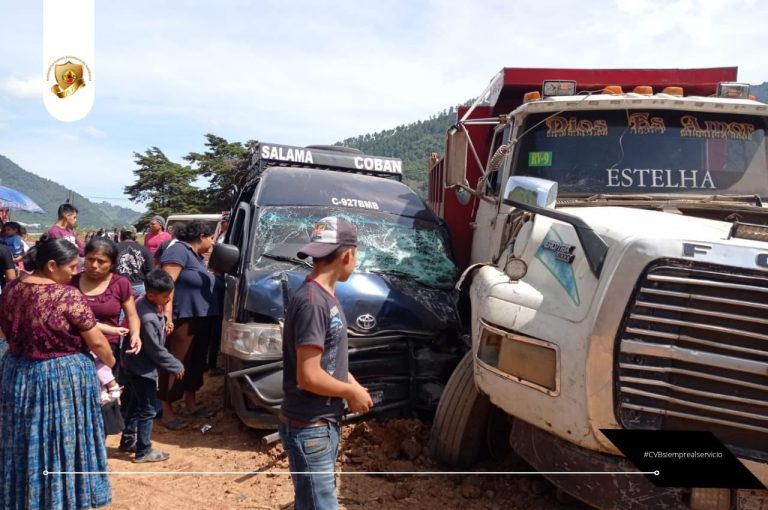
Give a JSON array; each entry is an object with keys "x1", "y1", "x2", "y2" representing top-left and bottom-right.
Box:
[
  {"x1": 120, "y1": 372, "x2": 157, "y2": 457},
  {"x1": 131, "y1": 283, "x2": 146, "y2": 298},
  {"x1": 118, "y1": 283, "x2": 146, "y2": 326},
  {"x1": 279, "y1": 421, "x2": 340, "y2": 510}
]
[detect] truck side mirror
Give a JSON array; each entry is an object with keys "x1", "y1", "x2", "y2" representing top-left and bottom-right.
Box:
[
  {"x1": 210, "y1": 243, "x2": 240, "y2": 274},
  {"x1": 504, "y1": 176, "x2": 558, "y2": 209},
  {"x1": 445, "y1": 129, "x2": 468, "y2": 187}
]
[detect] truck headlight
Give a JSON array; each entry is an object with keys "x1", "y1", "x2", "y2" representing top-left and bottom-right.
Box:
[
  {"x1": 221, "y1": 321, "x2": 282, "y2": 360},
  {"x1": 504, "y1": 258, "x2": 528, "y2": 280}
]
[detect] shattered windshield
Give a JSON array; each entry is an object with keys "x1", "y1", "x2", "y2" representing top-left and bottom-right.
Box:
[
  {"x1": 251, "y1": 207, "x2": 457, "y2": 289},
  {"x1": 514, "y1": 110, "x2": 768, "y2": 197}
]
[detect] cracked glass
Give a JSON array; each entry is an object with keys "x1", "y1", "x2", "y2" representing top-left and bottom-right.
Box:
[{"x1": 250, "y1": 207, "x2": 457, "y2": 289}]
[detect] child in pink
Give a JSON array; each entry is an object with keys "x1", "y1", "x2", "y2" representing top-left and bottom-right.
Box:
[{"x1": 94, "y1": 355, "x2": 122, "y2": 404}]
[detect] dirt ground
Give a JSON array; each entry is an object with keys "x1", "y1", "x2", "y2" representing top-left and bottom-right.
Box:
[{"x1": 105, "y1": 375, "x2": 590, "y2": 510}]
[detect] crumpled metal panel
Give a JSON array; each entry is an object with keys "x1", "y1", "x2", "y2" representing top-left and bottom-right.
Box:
[{"x1": 242, "y1": 270, "x2": 460, "y2": 334}]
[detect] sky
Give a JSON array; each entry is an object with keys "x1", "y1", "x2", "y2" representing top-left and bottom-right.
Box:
[{"x1": 0, "y1": 0, "x2": 767, "y2": 210}]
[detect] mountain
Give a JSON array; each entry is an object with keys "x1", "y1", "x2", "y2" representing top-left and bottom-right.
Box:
[
  {"x1": 92, "y1": 200, "x2": 143, "y2": 226},
  {"x1": 336, "y1": 106, "x2": 458, "y2": 196},
  {"x1": 0, "y1": 155, "x2": 141, "y2": 230},
  {"x1": 752, "y1": 82, "x2": 768, "y2": 103}
]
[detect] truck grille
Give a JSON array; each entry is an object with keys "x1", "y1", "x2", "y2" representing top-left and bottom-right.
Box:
[{"x1": 615, "y1": 260, "x2": 768, "y2": 462}]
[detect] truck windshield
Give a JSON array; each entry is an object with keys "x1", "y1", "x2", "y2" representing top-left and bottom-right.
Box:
[
  {"x1": 514, "y1": 110, "x2": 768, "y2": 197},
  {"x1": 251, "y1": 207, "x2": 457, "y2": 289}
]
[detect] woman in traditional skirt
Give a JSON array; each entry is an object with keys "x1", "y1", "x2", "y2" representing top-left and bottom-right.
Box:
[{"x1": 0, "y1": 236, "x2": 115, "y2": 509}]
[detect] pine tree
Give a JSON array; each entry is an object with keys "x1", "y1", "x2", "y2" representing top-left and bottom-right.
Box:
[{"x1": 124, "y1": 147, "x2": 203, "y2": 228}]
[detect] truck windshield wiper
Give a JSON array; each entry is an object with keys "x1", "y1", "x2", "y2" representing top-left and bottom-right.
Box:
[
  {"x1": 580, "y1": 193, "x2": 763, "y2": 206},
  {"x1": 261, "y1": 252, "x2": 313, "y2": 268}
]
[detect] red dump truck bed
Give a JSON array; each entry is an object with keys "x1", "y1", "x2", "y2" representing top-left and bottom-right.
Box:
[{"x1": 428, "y1": 67, "x2": 739, "y2": 270}]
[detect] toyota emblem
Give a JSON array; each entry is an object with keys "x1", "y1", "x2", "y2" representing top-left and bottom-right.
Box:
[{"x1": 356, "y1": 314, "x2": 376, "y2": 330}]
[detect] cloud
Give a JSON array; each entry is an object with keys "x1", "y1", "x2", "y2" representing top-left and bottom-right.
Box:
[
  {"x1": 612, "y1": 0, "x2": 767, "y2": 50},
  {"x1": 85, "y1": 2, "x2": 512, "y2": 143},
  {"x1": 79, "y1": 0, "x2": 768, "y2": 142},
  {"x1": 81, "y1": 126, "x2": 106, "y2": 139},
  {"x1": 1, "y1": 76, "x2": 42, "y2": 100}
]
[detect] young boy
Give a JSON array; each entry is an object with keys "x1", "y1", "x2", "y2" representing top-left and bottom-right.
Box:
[
  {"x1": 120, "y1": 268, "x2": 184, "y2": 463},
  {"x1": 279, "y1": 216, "x2": 373, "y2": 509}
]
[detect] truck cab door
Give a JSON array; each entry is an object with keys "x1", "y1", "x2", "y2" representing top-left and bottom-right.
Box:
[
  {"x1": 470, "y1": 124, "x2": 512, "y2": 264},
  {"x1": 222, "y1": 202, "x2": 251, "y2": 322}
]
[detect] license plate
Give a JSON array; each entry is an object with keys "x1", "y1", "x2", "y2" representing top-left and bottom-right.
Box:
[{"x1": 738, "y1": 490, "x2": 768, "y2": 510}]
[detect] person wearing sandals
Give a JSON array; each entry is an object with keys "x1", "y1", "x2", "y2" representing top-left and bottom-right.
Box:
[
  {"x1": 0, "y1": 237, "x2": 115, "y2": 509},
  {"x1": 71, "y1": 237, "x2": 142, "y2": 433},
  {"x1": 158, "y1": 220, "x2": 224, "y2": 430},
  {"x1": 120, "y1": 269, "x2": 184, "y2": 462}
]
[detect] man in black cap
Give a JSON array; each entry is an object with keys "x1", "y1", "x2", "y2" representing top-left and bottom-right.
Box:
[{"x1": 279, "y1": 216, "x2": 373, "y2": 510}]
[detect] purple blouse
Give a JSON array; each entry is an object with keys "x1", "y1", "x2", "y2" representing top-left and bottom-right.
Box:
[
  {"x1": 0, "y1": 279, "x2": 97, "y2": 360},
  {"x1": 70, "y1": 273, "x2": 132, "y2": 344}
]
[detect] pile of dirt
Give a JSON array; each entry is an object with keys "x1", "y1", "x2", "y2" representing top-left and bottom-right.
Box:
[
  {"x1": 336, "y1": 419, "x2": 586, "y2": 510},
  {"x1": 105, "y1": 375, "x2": 588, "y2": 509}
]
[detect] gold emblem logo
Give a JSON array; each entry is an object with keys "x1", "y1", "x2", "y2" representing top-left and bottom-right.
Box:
[{"x1": 47, "y1": 57, "x2": 91, "y2": 99}]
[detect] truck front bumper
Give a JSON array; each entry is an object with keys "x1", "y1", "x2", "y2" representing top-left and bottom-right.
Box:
[{"x1": 223, "y1": 334, "x2": 462, "y2": 429}]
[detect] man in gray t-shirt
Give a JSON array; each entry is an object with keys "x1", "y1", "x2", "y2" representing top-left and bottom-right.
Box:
[
  {"x1": 281, "y1": 279, "x2": 350, "y2": 422},
  {"x1": 279, "y1": 216, "x2": 373, "y2": 510}
]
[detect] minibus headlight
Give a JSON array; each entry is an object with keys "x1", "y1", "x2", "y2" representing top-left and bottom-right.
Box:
[{"x1": 222, "y1": 322, "x2": 282, "y2": 360}]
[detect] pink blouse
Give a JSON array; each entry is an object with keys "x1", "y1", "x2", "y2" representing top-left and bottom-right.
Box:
[
  {"x1": 144, "y1": 231, "x2": 172, "y2": 257},
  {"x1": 70, "y1": 273, "x2": 132, "y2": 344}
]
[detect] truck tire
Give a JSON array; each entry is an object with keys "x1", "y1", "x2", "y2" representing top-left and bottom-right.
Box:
[{"x1": 429, "y1": 351, "x2": 491, "y2": 468}]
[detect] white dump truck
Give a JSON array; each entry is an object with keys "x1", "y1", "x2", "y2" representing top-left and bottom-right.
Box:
[{"x1": 427, "y1": 67, "x2": 768, "y2": 509}]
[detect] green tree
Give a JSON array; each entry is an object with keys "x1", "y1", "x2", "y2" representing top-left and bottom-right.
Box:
[
  {"x1": 184, "y1": 134, "x2": 252, "y2": 213},
  {"x1": 335, "y1": 104, "x2": 461, "y2": 197},
  {"x1": 124, "y1": 147, "x2": 203, "y2": 228}
]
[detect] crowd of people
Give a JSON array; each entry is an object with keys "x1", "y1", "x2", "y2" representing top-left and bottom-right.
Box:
[
  {"x1": 0, "y1": 204, "x2": 364, "y2": 510},
  {"x1": 0, "y1": 204, "x2": 224, "y2": 509}
]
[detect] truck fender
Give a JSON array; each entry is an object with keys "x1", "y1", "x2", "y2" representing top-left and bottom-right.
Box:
[{"x1": 429, "y1": 351, "x2": 491, "y2": 468}]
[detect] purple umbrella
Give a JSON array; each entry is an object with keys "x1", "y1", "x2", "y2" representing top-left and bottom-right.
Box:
[{"x1": 0, "y1": 185, "x2": 44, "y2": 213}]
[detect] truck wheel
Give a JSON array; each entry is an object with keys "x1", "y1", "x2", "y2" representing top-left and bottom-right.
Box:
[{"x1": 429, "y1": 351, "x2": 491, "y2": 468}]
